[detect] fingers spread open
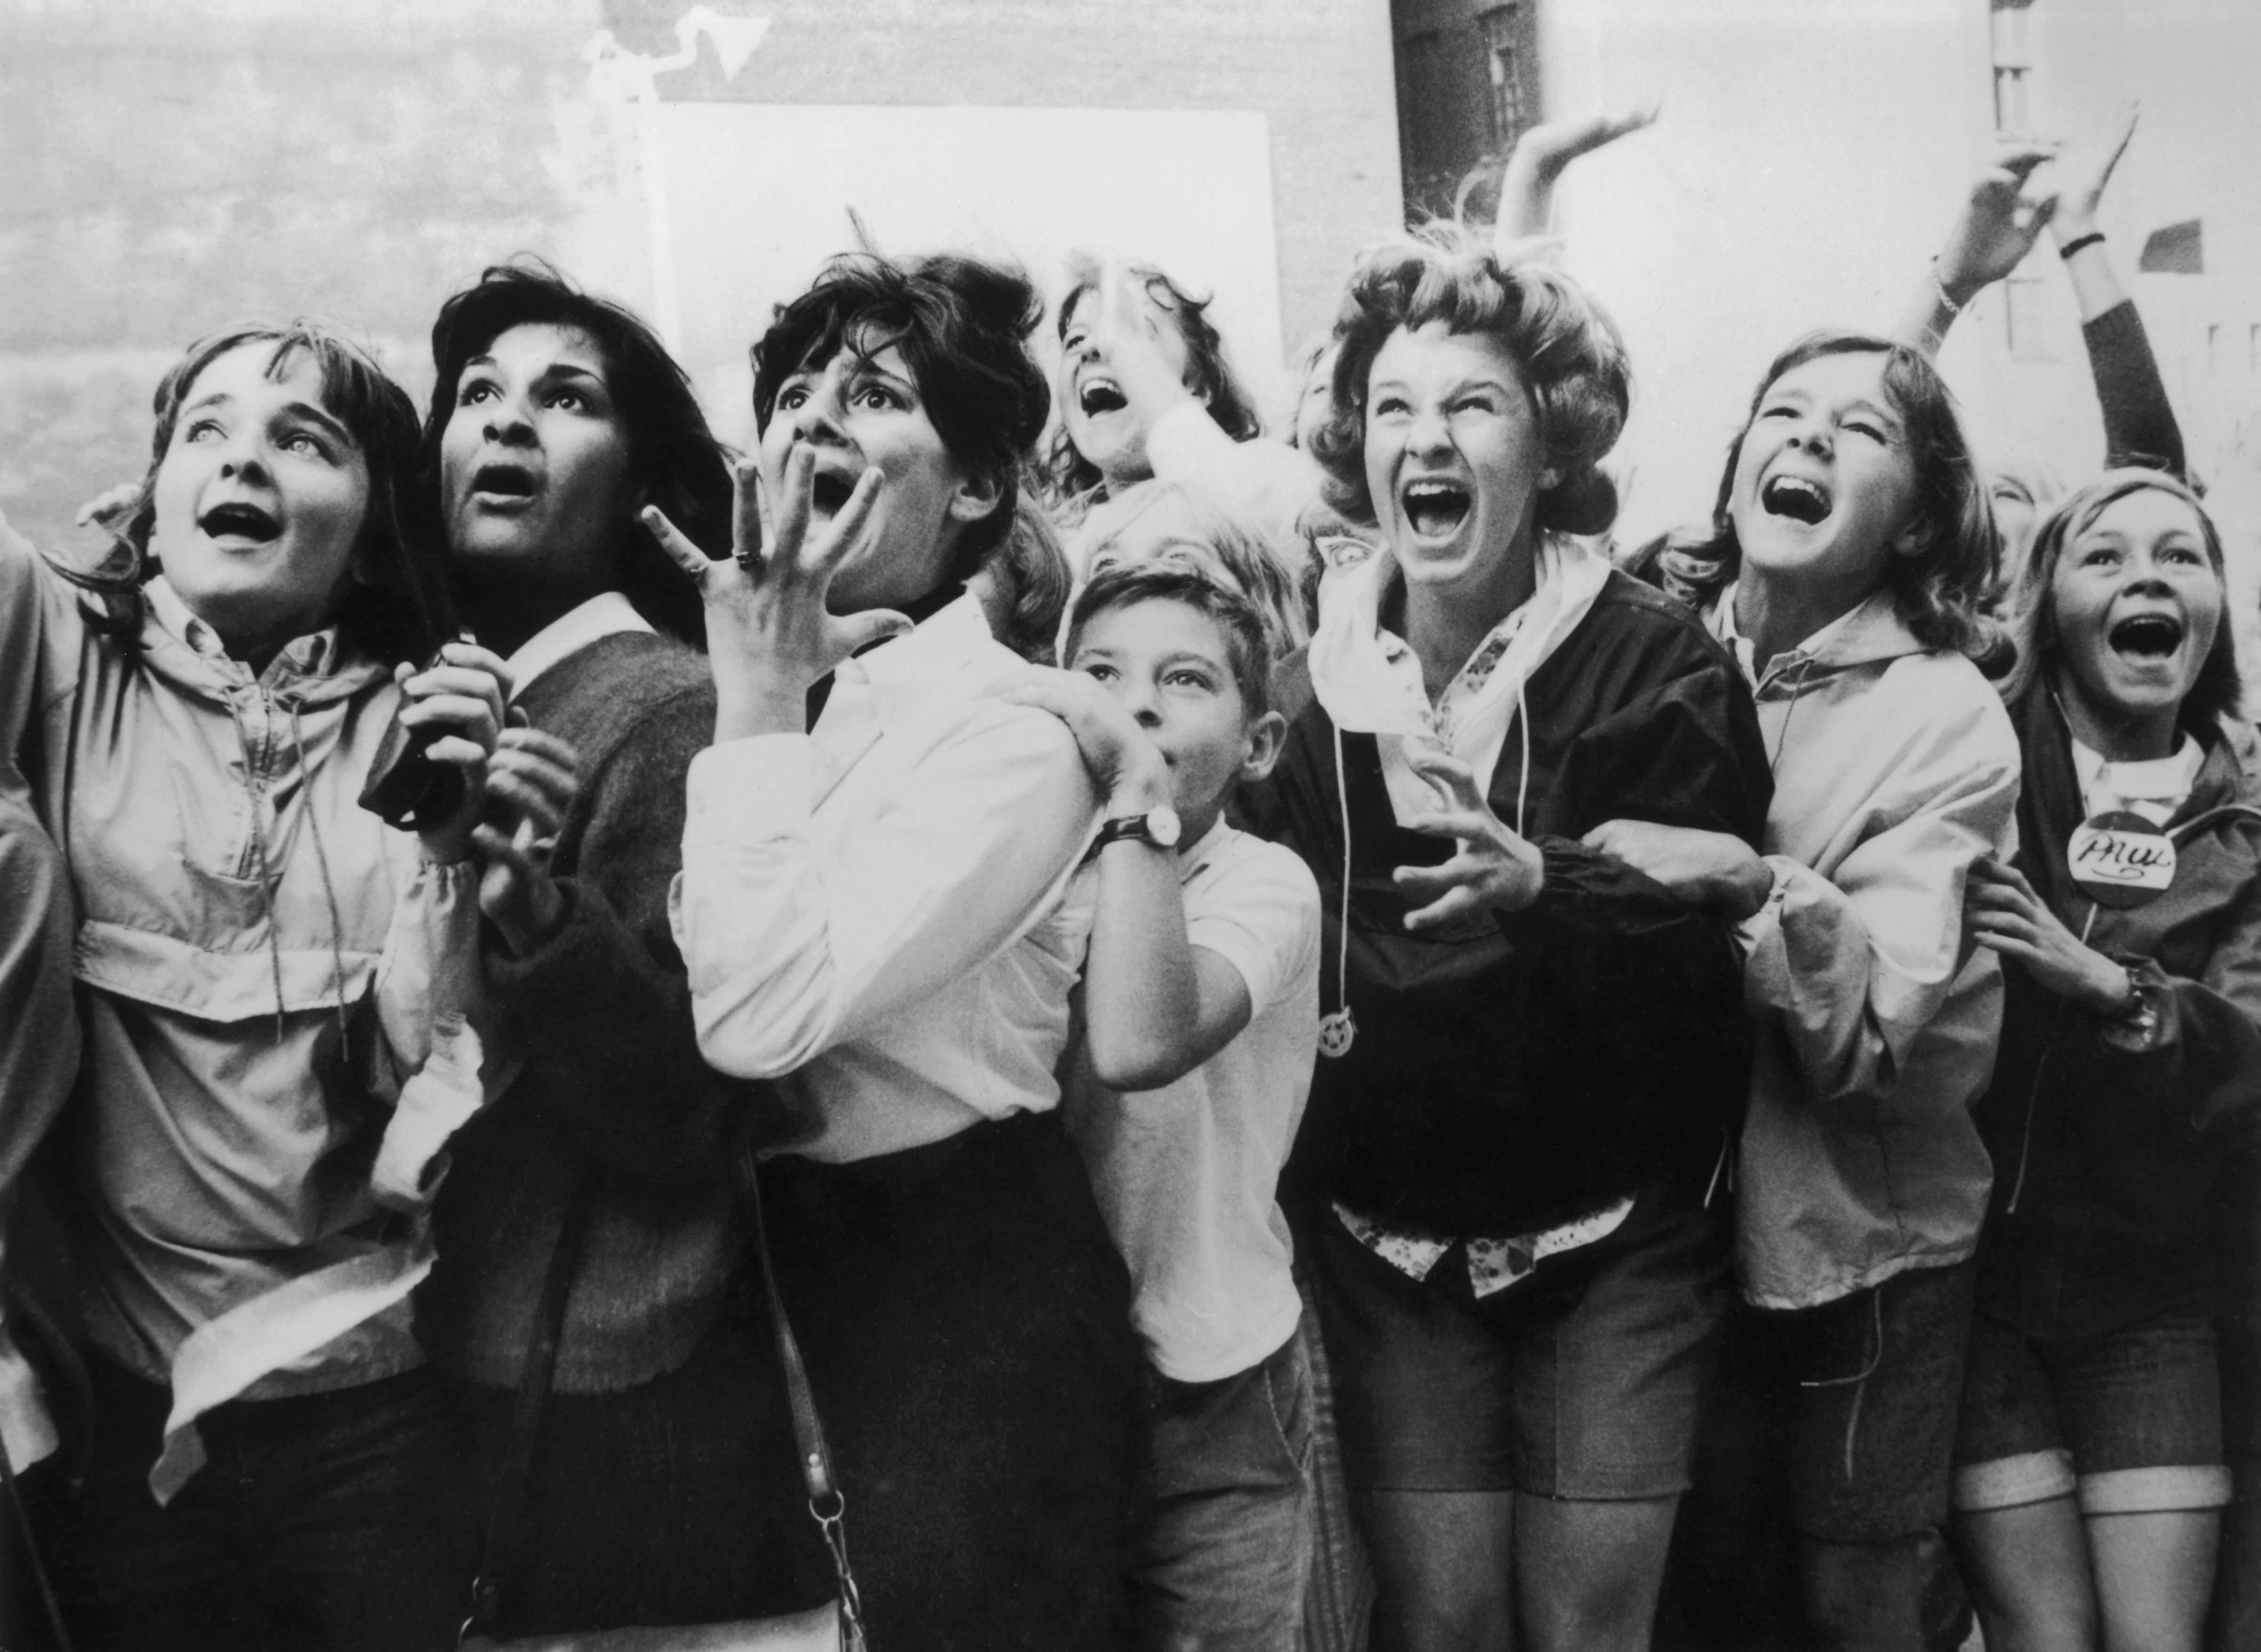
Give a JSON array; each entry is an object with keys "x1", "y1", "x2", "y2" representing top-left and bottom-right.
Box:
[
  {"x1": 807, "y1": 467, "x2": 884, "y2": 578},
  {"x1": 643, "y1": 504, "x2": 714, "y2": 581}
]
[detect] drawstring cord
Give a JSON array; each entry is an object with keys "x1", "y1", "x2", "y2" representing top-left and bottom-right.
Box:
[
  {"x1": 287, "y1": 700, "x2": 354, "y2": 1048},
  {"x1": 1799, "y1": 1285, "x2": 1887, "y2": 1482},
  {"x1": 1321, "y1": 679, "x2": 1536, "y2": 1059},
  {"x1": 226, "y1": 685, "x2": 355, "y2": 1045},
  {"x1": 226, "y1": 692, "x2": 293, "y2": 1045},
  {"x1": 1320, "y1": 723, "x2": 1357, "y2": 1058}
]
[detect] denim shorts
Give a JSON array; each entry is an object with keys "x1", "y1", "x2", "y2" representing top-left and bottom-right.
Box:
[
  {"x1": 1730, "y1": 1258, "x2": 1979, "y2": 1543},
  {"x1": 1952, "y1": 1293, "x2": 2230, "y2": 1517},
  {"x1": 1309, "y1": 1180, "x2": 1728, "y2": 1498},
  {"x1": 1128, "y1": 1324, "x2": 1316, "y2": 1652}
]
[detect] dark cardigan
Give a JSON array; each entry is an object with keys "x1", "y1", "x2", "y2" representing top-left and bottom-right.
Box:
[
  {"x1": 1256, "y1": 571, "x2": 1773, "y2": 1236},
  {"x1": 420, "y1": 630, "x2": 785, "y2": 1392}
]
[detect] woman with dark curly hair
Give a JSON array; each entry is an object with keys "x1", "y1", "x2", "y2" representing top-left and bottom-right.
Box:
[
  {"x1": 651, "y1": 249, "x2": 1134, "y2": 1652},
  {"x1": 407, "y1": 263, "x2": 842, "y2": 1641},
  {"x1": 1048, "y1": 259, "x2": 1321, "y2": 568},
  {"x1": 1253, "y1": 227, "x2": 1770, "y2": 1651},
  {"x1": 1612, "y1": 331, "x2": 2019, "y2": 1652}
]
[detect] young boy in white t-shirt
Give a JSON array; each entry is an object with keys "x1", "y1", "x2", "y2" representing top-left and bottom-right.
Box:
[{"x1": 1006, "y1": 562, "x2": 1322, "y2": 1652}]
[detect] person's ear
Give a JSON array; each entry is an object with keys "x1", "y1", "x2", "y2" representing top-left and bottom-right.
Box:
[
  {"x1": 947, "y1": 467, "x2": 1006, "y2": 525},
  {"x1": 1238, "y1": 708, "x2": 1288, "y2": 785},
  {"x1": 1891, "y1": 514, "x2": 1933, "y2": 559}
]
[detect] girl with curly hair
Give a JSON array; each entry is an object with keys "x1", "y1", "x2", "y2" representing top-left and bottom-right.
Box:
[{"x1": 1255, "y1": 227, "x2": 1771, "y2": 1651}]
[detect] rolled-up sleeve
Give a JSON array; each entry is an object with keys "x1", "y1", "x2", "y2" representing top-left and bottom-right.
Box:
[
  {"x1": 1738, "y1": 748, "x2": 2019, "y2": 1118},
  {"x1": 673, "y1": 705, "x2": 1098, "y2": 1078}
]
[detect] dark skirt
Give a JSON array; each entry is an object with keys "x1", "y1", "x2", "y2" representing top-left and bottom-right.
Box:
[{"x1": 759, "y1": 1107, "x2": 1138, "y2": 1652}]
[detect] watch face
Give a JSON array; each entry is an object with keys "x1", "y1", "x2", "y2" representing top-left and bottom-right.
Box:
[{"x1": 1147, "y1": 806, "x2": 1182, "y2": 848}]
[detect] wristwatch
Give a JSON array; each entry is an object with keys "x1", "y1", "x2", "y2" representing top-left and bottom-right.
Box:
[{"x1": 1090, "y1": 805, "x2": 1182, "y2": 856}]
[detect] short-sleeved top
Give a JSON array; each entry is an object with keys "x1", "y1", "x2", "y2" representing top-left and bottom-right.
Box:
[{"x1": 1063, "y1": 818, "x2": 1321, "y2": 1383}]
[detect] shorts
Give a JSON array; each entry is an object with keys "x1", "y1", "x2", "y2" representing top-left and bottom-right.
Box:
[
  {"x1": 1952, "y1": 1294, "x2": 2229, "y2": 1517},
  {"x1": 1735, "y1": 1259, "x2": 1978, "y2": 1543},
  {"x1": 1309, "y1": 1180, "x2": 1727, "y2": 1499}
]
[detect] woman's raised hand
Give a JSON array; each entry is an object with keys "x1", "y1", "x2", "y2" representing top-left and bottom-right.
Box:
[
  {"x1": 471, "y1": 718, "x2": 580, "y2": 956},
  {"x1": 643, "y1": 446, "x2": 909, "y2": 741},
  {"x1": 394, "y1": 641, "x2": 513, "y2": 865},
  {"x1": 1495, "y1": 106, "x2": 1659, "y2": 244},
  {"x1": 1934, "y1": 138, "x2": 2062, "y2": 306},
  {"x1": 1391, "y1": 745, "x2": 1545, "y2": 929},
  {"x1": 2048, "y1": 103, "x2": 2139, "y2": 246},
  {"x1": 1084, "y1": 264, "x2": 1196, "y2": 424},
  {"x1": 1582, "y1": 818, "x2": 1773, "y2": 919},
  {"x1": 1964, "y1": 855, "x2": 2134, "y2": 1013}
]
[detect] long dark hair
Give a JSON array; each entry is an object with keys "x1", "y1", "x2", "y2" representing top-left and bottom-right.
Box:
[
  {"x1": 2000, "y1": 468, "x2": 2241, "y2": 735},
  {"x1": 753, "y1": 251, "x2": 1051, "y2": 581},
  {"x1": 57, "y1": 323, "x2": 451, "y2": 665},
  {"x1": 1310, "y1": 225, "x2": 1629, "y2": 538},
  {"x1": 423, "y1": 260, "x2": 733, "y2": 647},
  {"x1": 1665, "y1": 331, "x2": 1997, "y2": 656},
  {"x1": 1043, "y1": 260, "x2": 1265, "y2": 504}
]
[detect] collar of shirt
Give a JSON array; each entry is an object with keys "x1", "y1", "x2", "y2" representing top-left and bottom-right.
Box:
[
  {"x1": 504, "y1": 590, "x2": 654, "y2": 700},
  {"x1": 145, "y1": 576, "x2": 345, "y2": 681},
  {"x1": 807, "y1": 590, "x2": 1000, "y2": 802},
  {"x1": 2070, "y1": 730, "x2": 2204, "y2": 826},
  {"x1": 1708, "y1": 580, "x2": 1869, "y2": 693}
]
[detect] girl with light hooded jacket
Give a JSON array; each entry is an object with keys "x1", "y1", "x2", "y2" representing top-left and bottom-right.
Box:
[
  {"x1": 1611, "y1": 331, "x2": 2017, "y2": 1652},
  {"x1": 0, "y1": 321, "x2": 513, "y2": 1652}
]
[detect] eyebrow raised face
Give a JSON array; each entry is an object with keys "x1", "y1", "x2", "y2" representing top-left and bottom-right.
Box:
[{"x1": 184, "y1": 389, "x2": 354, "y2": 447}]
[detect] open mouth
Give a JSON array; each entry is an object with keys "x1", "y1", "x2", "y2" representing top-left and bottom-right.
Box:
[
  {"x1": 1761, "y1": 474, "x2": 1832, "y2": 526},
  {"x1": 198, "y1": 501, "x2": 280, "y2": 543},
  {"x1": 808, "y1": 469, "x2": 855, "y2": 514},
  {"x1": 471, "y1": 462, "x2": 537, "y2": 502},
  {"x1": 1078, "y1": 377, "x2": 1128, "y2": 417},
  {"x1": 1401, "y1": 478, "x2": 1472, "y2": 539},
  {"x1": 2109, "y1": 613, "x2": 2184, "y2": 659}
]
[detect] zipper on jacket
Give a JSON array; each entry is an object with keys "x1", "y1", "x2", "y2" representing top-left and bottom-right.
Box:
[{"x1": 233, "y1": 681, "x2": 277, "y2": 881}]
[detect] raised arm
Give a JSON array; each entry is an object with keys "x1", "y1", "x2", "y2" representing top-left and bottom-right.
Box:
[
  {"x1": 1002, "y1": 665, "x2": 1253, "y2": 1091},
  {"x1": 2047, "y1": 107, "x2": 2186, "y2": 476},
  {"x1": 1492, "y1": 106, "x2": 1659, "y2": 251},
  {"x1": 1894, "y1": 140, "x2": 2059, "y2": 356}
]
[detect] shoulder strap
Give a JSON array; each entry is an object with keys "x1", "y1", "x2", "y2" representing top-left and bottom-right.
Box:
[
  {"x1": 460, "y1": 1167, "x2": 597, "y2": 1645},
  {"x1": 742, "y1": 1149, "x2": 870, "y2": 1652}
]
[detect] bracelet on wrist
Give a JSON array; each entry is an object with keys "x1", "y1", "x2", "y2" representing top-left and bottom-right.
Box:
[
  {"x1": 1928, "y1": 261, "x2": 1964, "y2": 319},
  {"x1": 2058, "y1": 231, "x2": 2106, "y2": 260}
]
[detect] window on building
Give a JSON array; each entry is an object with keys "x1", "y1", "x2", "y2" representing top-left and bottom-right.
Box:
[
  {"x1": 1991, "y1": 0, "x2": 2037, "y2": 136},
  {"x1": 1392, "y1": 0, "x2": 1540, "y2": 225}
]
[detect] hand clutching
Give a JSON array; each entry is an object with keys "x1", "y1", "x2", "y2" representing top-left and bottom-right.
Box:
[{"x1": 643, "y1": 443, "x2": 909, "y2": 742}]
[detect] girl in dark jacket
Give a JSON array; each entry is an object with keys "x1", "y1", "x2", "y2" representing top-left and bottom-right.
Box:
[
  {"x1": 1257, "y1": 227, "x2": 1770, "y2": 1652},
  {"x1": 410, "y1": 264, "x2": 835, "y2": 1639},
  {"x1": 1953, "y1": 470, "x2": 2260, "y2": 1652}
]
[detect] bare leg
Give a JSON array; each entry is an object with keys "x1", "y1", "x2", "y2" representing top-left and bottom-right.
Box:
[
  {"x1": 2089, "y1": 1510, "x2": 2217, "y2": 1652},
  {"x1": 1360, "y1": 1487, "x2": 1515, "y2": 1652},
  {"x1": 1949, "y1": 1498, "x2": 2097, "y2": 1652},
  {"x1": 1513, "y1": 1493, "x2": 1680, "y2": 1652}
]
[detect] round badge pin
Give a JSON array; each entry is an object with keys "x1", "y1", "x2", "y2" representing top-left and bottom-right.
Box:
[{"x1": 2066, "y1": 810, "x2": 2176, "y2": 909}]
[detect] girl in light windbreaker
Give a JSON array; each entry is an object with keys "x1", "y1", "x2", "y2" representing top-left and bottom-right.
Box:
[
  {"x1": 1609, "y1": 332, "x2": 2018, "y2": 1652},
  {"x1": 1951, "y1": 471, "x2": 2256, "y2": 1652},
  {"x1": 0, "y1": 322, "x2": 512, "y2": 1651}
]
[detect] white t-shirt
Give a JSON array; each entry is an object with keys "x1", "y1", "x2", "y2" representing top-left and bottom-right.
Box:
[{"x1": 1063, "y1": 819, "x2": 1321, "y2": 1383}]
